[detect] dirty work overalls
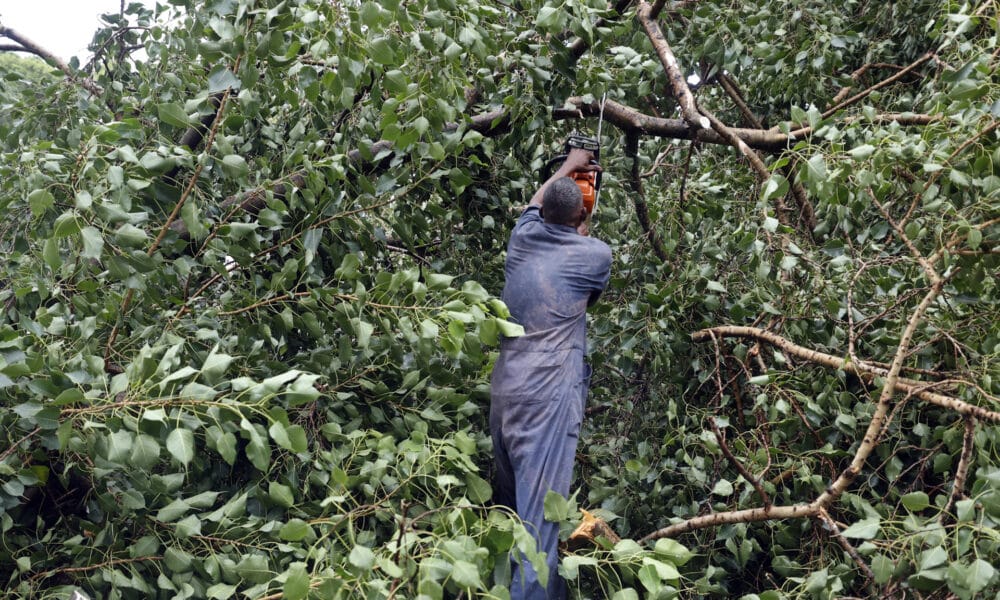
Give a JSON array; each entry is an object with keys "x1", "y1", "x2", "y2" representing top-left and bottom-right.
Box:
[{"x1": 490, "y1": 206, "x2": 612, "y2": 599}]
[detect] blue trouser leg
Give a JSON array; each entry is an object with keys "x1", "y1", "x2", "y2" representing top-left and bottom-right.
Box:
[{"x1": 491, "y1": 394, "x2": 581, "y2": 600}]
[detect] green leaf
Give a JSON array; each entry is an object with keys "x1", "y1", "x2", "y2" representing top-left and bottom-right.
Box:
[
  {"x1": 543, "y1": 491, "x2": 569, "y2": 521},
  {"x1": 536, "y1": 6, "x2": 559, "y2": 29},
  {"x1": 872, "y1": 553, "x2": 894, "y2": 584},
  {"x1": 269, "y1": 481, "x2": 294, "y2": 508},
  {"x1": 157, "y1": 102, "x2": 193, "y2": 128},
  {"x1": 206, "y1": 583, "x2": 238, "y2": 600},
  {"x1": 157, "y1": 498, "x2": 191, "y2": 522},
  {"x1": 369, "y1": 37, "x2": 396, "y2": 65},
  {"x1": 611, "y1": 588, "x2": 639, "y2": 600},
  {"x1": 166, "y1": 428, "x2": 196, "y2": 466},
  {"x1": 80, "y1": 226, "x2": 104, "y2": 259},
  {"x1": 901, "y1": 491, "x2": 930, "y2": 511},
  {"x1": 967, "y1": 228, "x2": 982, "y2": 250},
  {"x1": 216, "y1": 432, "x2": 237, "y2": 465},
  {"x1": 848, "y1": 144, "x2": 875, "y2": 160},
  {"x1": 450, "y1": 559, "x2": 482, "y2": 589},
  {"x1": 349, "y1": 545, "x2": 375, "y2": 570},
  {"x1": 496, "y1": 319, "x2": 524, "y2": 338},
  {"x1": 42, "y1": 237, "x2": 60, "y2": 270},
  {"x1": 219, "y1": 154, "x2": 249, "y2": 178},
  {"x1": 283, "y1": 563, "x2": 310, "y2": 600},
  {"x1": 653, "y1": 538, "x2": 693, "y2": 566},
  {"x1": 761, "y1": 173, "x2": 788, "y2": 202},
  {"x1": 114, "y1": 223, "x2": 149, "y2": 247},
  {"x1": 53, "y1": 212, "x2": 81, "y2": 238},
  {"x1": 130, "y1": 434, "x2": 161, "y2": 469},
  {"x1": 279, "y1": 519, "x2": 313, "y2": 542},
  {"x1": 28, "y1": 189, "x2": 54, "y2": 215},
  {"x1": 561, "y1": 555, "x2": 598, "y2": 580},
  {"x1": 712, "y1": 478, "x2": 734, "y2": 496},
  {"x1": 207, "y1": 67, "x2": 241, "y2": 92},
  {"x1": 841, "y1": 516, "x2": 880, "y2": 539}
]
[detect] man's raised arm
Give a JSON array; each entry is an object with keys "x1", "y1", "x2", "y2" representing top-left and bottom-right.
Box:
[{"x1": 528, "y1": 148, "x2": 601, "y2": 208}]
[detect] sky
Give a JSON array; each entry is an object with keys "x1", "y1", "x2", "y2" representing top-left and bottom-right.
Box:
[{"x1": 0, "y1": 0, "x2": 153, "y2": 62}]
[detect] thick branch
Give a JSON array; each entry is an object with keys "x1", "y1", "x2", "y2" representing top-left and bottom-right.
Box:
[
  {"x1": 641, "y1": 504, "x2": 816, "y2": 541},
  {"x1": 0, "y1": 26, "x2": 102, "y2": 96},
  {"x1": 813, "y1": 279, "x2": 944, "y2": 507},
  {"x1": 636, "y1": 2, "x2": 707, "y2": 129},
  {"x1": 690, "y1": 326, "x2": 1000, "y2": 423}
]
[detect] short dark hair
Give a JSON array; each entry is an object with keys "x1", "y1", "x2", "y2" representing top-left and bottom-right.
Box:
[{"x1": 542, "y1": 177, "x2": 583, "y2": 225}]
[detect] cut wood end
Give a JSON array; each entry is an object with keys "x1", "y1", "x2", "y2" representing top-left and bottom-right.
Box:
[{"x1": 565, "y1": 508, "x2": 621, "y2": 552}]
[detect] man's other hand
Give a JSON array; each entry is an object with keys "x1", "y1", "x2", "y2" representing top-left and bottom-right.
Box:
[{"x1": 577, "y1": 221, "x2": 589, "y2": 236}]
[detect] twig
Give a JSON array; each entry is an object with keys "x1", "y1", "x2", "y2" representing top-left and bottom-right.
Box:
[
  {"x1": 0, "y1": 427, "x2": 40, "y2": 463},
  {"x1": 718, "y1": 73, "x2": 764, "y2": 129},
  {"x1": 821, "y1": 52, "x2": 935, "y2": 120},
  {"x1": 901, "y1": 119, "x2": 1000, "y2": 227},
  {"x1": 708, "y1": 417, "x2": 772, "y2": 507},
  {"x1": 817, "y1": 508, "x2": 875, "y2": 580},
  {"x1": 30, "y1": 556, "x2": 161, "y2": 582}
]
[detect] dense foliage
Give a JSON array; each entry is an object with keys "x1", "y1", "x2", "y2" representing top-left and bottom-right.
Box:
[{"x1": 1, "y1": 0, "x2": 998, "y2": 598}]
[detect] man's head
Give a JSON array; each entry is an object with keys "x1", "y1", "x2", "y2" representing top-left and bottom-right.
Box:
[{"x1": 541, "y1": 177, "x2": 586, "y2": 226}]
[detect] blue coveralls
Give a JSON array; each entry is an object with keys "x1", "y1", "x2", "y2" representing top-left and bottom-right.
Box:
[{"x1": 490, "y1": 206, "x2": 612, "y2": 599}]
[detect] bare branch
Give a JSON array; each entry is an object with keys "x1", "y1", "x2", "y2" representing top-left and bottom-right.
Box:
[{"x1": 718, "y1": 73, "x2": 764, "y2": 129}]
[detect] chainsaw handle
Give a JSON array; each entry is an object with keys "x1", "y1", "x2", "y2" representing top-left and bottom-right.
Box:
[{"x1": 540, "y1": 155, "x2": 602, "y2": 185}]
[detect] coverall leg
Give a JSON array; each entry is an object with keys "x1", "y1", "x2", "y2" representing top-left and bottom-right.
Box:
[{"x1": 491, "y1": 387, "x2": 582, "y2": 600}]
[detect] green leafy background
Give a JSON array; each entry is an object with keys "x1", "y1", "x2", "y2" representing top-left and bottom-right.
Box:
[{"x1": 1, "y1": 0, "x2": 998, "y2": 598}]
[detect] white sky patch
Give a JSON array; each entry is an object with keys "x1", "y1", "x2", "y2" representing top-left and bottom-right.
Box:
[{"x1": 0, "y1": 0, "x2": 152, "y2": 62}]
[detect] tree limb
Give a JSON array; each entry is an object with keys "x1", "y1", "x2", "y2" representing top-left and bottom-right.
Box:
[
  {"x1": 641, "y1": 503, "x2": 816, "y2": 542},
  {"x1": 0, "y1": 25, "x2": 103, "y2": 97},
  {"x1": 690, "y1": 326, "x2": 1000, "y2": 423},
  {"x1": 636, "y1": 1, "x2": 707, "y2": 130}
]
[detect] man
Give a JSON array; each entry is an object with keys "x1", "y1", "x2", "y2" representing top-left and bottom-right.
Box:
[{"x1": 490, "y1": 148, "x2": 612, "y2": 599}]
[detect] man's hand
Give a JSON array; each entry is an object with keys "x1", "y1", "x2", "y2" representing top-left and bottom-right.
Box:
[
  {"x1": 577, "y1": 221, "x2": 589, "y2": 236},
  {"x1": 561, "y1": 148, "x2": 601, "y2": 176},
  {"x1": 529, "y1": 148, "x2": 602, "y2": 208}
]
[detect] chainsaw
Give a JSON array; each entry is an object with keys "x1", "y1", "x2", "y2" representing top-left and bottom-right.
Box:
[
  {"x1": 540, "y1": 94, "x2": 607, "y2": 216},
  {"x1": 540, "y1": 133, "x2": 602, "y2": 215}
]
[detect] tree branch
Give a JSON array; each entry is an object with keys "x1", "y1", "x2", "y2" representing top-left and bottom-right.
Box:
[
  {"x1": 0, "y1": 25, "x2": 102, "y2": 96},
  {"x1": 641, "y1": 503, "x2": 816, "y2": 542},
  {"x1": 636, "y1": 1, "x2": 707, "y2": 130},
  {"x1": 626, "y1": 133, "x2": 669, "y2": 261},
  {"x1": 690, "y1": 326, "x2": 1000, "y2": 423}
]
